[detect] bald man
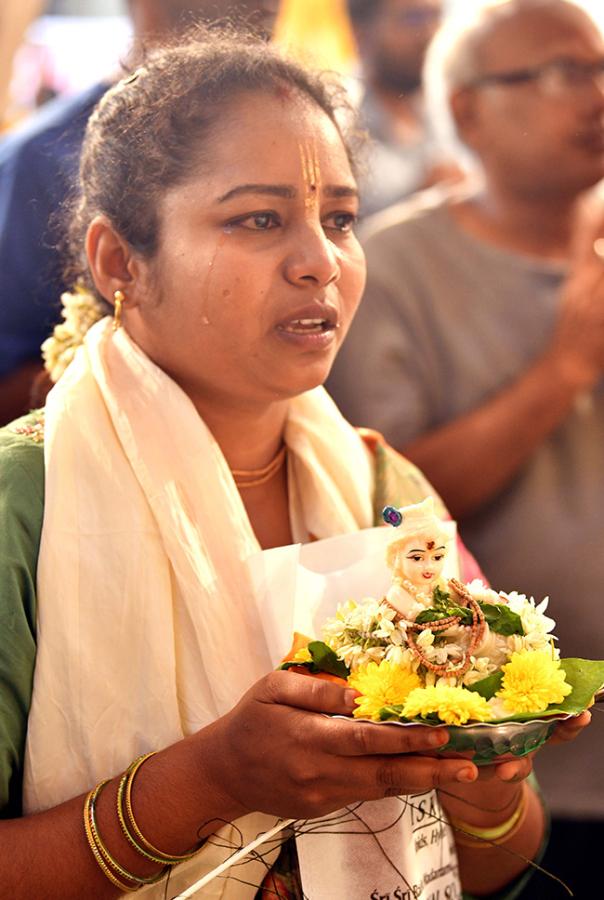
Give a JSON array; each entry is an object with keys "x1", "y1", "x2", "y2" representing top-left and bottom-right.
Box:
[{"x1": 0, "y1": 0, "x2": 280, "y2": 423}]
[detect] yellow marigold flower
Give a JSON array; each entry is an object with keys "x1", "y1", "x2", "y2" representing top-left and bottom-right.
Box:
[
  {"x1": 496, "y1": 649, "x2": 572, "y2": 714},
  {"x1": 349, "y1": 659, "x2": 421, "y2": 721},
  {"x1": 292, "y1": 647, "x2": 312, "y2": 664},
  {"x1": 403, "y1": 686, "x2": 492, "y2": 726}
]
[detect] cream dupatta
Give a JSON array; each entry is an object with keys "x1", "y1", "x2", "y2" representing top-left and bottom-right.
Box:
[{"x1": 23, "y1": 318, "x2": 374, "y2": 896}]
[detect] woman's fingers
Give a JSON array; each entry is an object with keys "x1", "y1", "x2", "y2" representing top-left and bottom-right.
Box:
[
  {"x1": 281, "y1": 754, "x2": 479, "y2": 815},
  {"x1": 490, "y1": 756, "x2": 533, "y2": 783},
  {"x1": 341, "y1": 755, "x2": 478, "y2": 801},
  {"x1": 260, "y1": 670, "x2": 358, "y2": 716},
  {"x1": 549, "y1": 710, "x2": 591, "y2": 744},
  {"x1": 261, "y1": 672, "x2": 454, "y2": 757},
  {"x1": 318, "y1": 717, "x2": 450, "y2": 757}
]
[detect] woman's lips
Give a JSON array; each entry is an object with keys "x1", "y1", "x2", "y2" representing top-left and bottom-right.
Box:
[
  {"x1": 279, "y1": 317, "x2": 334, "y2": 335},
  {"x1": 275, "y1": 305, "x2": 339, "y2": 349}
]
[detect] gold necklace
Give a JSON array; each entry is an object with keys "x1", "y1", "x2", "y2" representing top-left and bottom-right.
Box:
[{"x1": 231, "y1": 445, "x2": 287, "y2": 489}]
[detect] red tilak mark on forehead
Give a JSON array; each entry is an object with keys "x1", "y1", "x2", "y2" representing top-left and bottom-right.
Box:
[{"x1": 426, "y1": 541, "x2": 435, "y2": 549}]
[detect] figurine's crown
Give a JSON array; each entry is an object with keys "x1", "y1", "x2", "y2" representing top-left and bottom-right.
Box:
[{"x1": 382, "y1": 497, "x2": 437, "y2": 531}]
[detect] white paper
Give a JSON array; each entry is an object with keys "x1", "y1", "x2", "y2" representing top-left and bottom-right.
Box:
[
  {"x1": 247, "y1": 523, "x2": 458, "y2": 665},
  {"x1": 296, "y1": 792, "x2": 461, "y2": 900},
  {"x1": 245, "y1": 524, "x2": 462, "y2": 899}
]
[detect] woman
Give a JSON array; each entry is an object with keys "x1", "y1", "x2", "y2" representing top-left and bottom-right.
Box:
[{"x1": 0, "y1": 28, "x2": 586, "y2": 898}]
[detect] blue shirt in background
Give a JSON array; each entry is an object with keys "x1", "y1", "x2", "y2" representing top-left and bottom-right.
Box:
[{"x1": 0, "y1": 82, "x2": 109, "y2": 378}]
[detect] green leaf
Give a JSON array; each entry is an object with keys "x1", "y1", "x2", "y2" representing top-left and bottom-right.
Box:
[
  {"x1": 490, "y1": 657, "x2": 604, "y2": 722},
  {"x1": 465, "y1": 671, "x2": 503, "y2": 700},
  {"x1": 557, "y1": 659, "x2": 604, "y2": 712},
  {"x1": 379, "y1": 706, "x2": 441, "y2": 725},
  {"x1": 413, "y1": 596, "x2": 524, "y2": 636},
  {"x1": 416, "y1": 605, "x2": 473, "y2": 626},
  {"x1": 478, "y1": 602, "x2": 524, "y2": 636},
  {"x1": 279, "y1": 659, "x2": 314, "y2": 672},
  {"x1": 307, "y1": 641, "x2": 350, "y2": 679},
  {"x1": 432, "y1": 586, "x2": 452, "y2": 609},
  {"x1": 379, "y1": 704, "x2": 406, "y2": 721}
]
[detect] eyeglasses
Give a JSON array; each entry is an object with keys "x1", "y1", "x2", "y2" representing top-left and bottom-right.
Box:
[{"x1": 467, "y1": 58, "x2": 604, "y2": 97}]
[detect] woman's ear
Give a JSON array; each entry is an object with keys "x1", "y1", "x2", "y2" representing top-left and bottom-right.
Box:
[{"x1": 85, "y1": 215, "x2": 147, "y2": 310}]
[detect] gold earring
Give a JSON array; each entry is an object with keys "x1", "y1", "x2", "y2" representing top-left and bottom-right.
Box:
[{"x1": 113, "y1": 290, "x2": 125, "y2": 331}]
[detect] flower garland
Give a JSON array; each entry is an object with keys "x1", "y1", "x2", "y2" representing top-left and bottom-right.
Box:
[{"x1": 42, "y1": 286, "x2": 106, "y2": 383}]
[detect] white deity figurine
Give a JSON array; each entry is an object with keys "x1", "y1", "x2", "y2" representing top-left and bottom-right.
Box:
[{"x1": 383, "y1": 497, "x2": 451, "y2": 619}]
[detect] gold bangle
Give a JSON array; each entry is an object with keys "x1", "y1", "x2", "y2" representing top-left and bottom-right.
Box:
[
  {"x1": 117, "y1": 753, "x2": 199, "y2": 865},
  {"x1": 84, "y1": 782, "x2": 140, "y2": 893},
  {"x1": 449, "y1": 783, "x2": 527, "y2": 848},
  {"x1": 87, "y1": 778, "x2": 169, "y2": 887}
]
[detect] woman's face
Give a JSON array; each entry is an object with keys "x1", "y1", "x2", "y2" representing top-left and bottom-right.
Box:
[
  {"x1": 397, "y1": 540, "x2": 446, "y2": 589},
  {"x1": 125, "y1": 90, "x2": 366, "y2": 411}
]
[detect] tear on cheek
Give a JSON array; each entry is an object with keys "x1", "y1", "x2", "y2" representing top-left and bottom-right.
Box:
[{"x1": 199, "y1": 233, "x2": 229, "y2": 326}]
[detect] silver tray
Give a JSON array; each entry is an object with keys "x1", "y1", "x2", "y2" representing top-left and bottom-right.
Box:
[{"x1": 335, "y1": 714, "x2": 573, "y2": 765}]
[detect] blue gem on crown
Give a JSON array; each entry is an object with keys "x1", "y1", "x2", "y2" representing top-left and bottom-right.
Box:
[{"x1": 382, "y1": 506, "x2": 403, "y2": 528}]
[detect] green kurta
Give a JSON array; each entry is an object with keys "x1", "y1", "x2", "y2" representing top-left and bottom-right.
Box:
[{"x1": 0, "y1": 413, "x2": 43, "y2": 817}]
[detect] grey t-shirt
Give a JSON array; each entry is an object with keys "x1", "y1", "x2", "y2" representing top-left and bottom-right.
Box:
[{"x1": 329, "y1": 196, "x2": 604, "y2": 817}]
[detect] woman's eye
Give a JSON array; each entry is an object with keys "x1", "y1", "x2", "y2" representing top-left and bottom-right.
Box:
[
  {"x1": 235, "y1": 212, "x2": 280, "y2": 231},
  {"x1": 408, "y1": 555, "x2": 423, "y2": 563},
  {"x1": 324, "y1": 212, "x2": 357, "y2": 233}
]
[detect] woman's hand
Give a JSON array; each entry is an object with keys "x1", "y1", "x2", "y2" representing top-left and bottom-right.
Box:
[
  {"x1": 202, "y1": 671, "x2": 479, "y2": 821},
  {"x1": 549, "y1": 709, "x2": 591, "y2": 745},
  {"x1": 439, "y1": 709, "x2": 592, "y2": 821}
]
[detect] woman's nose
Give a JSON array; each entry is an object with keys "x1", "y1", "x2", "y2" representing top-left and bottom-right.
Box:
[{"x1": 283, "y1": 225, "x2": 340, "y2": 287}]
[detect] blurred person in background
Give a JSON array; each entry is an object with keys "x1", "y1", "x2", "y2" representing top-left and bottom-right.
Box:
[
  {"x1": 347, "y1": 0, "x2": 465, "y2": 217},
  {"x1": 329, "y1": 2, "x2": 604, "y2": 894},
  {"x1": 0, "y1": 0, "x2": 280, "y2": 426},
  {"x1": 0, "y1": 1, "x2": 45, "y2": 127}
]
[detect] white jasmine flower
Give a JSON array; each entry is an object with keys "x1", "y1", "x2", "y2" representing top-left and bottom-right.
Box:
[
  {"x1": 432, "y1": 642, "x2": 464, "y2": 665},
  {"x1": 474, "y1": 656, "x2": 493, "y2": 673},
  {"x1": 473, "y1": 627, "x2": 509, "y2": 667},
  {"x1": 463, "y1": 670, "x2": 486, "y2": 686},
  {"x1": 487, "y1": 697, "x2": 508, "y2": 720},
  {"x1": 390, "y1": 628, "x2": 404, "y2": 646},
  {"x1": 466, "y1": 580, "x2": 501, "y2": 605},
  {"x1": 384, "y1": 645, "x2": 417, "y2": 669},
  {"x1": 42, "y1": 288, "x2": 106, "y2": 383},
  {"x1": 416, "y1": 629, "x2": 435, "y2": 650},
  {"x1": 436, "y1": 675, "x2": 458, "y2": 688},
  {"x1": 502, "y1": 592, "x2": 558, "y2": 656},
  {"x1": 462, "y1": 655, "x2": 498, "y2": 686}
]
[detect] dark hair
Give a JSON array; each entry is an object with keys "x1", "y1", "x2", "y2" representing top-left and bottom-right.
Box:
[
  {"x1": 346, "y1": 0, "x2": 385, "y2": 27},
  {"x1": 66, "y1": 26, "x2": 358, "y2": 302}
]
